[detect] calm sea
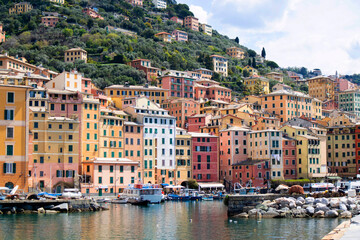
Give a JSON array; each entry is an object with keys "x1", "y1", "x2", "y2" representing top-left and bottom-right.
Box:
[{"x1": 0, "y1": 201, "x2": 343, "y2": 240}]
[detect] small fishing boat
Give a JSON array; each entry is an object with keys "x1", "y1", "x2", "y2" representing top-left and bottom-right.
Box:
[
  {"x1": 167, "y1": 194, "x2": 190, "y2": 201},
  {"x1": 97, "y1": 198, "x2": 111, "y2": 203},
  {"x1": 202, "y1": 195, "x2": 213, "y2": 201},
  {"x1": 111, "y1": 198, "x2": 128, "y2": 204}
]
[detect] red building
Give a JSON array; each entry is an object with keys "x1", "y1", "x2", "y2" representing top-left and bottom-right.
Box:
[
  {"x1": 161, "y1": 98, "x2": 200, "y2": 128},
  {"x1": 41, "y1": 16, "x2": 59, "y2": 27},
  {"x1": 158, "y1": 74, "x2": 195, "y2": 98},
  {"x1": 194, "y1": 79, "x2": 231, "y2": 102},
  {"x1": 232, "y1": 159, "x2": 269, "y2": 187},
  {"x1": 170, "y1": 16, "x2": 183, "y2": 25},
  {"x1": 128, "y1": 59, "x2": 160, "y2": 82},
  {"x1": 219, "y1": 127, "x2": 249, "y2": 182},
  {"x1": 282, "y1": 136, "x2": 297, "y2": 179},
  {"x1": 189, "y1": 133, "x2": 219, "y2": 182},
  {"x1": 187, "y1": 113, "x2": 211, "y2": 132},
  {"x1": 355, "y1": 124, "x2": 360, "y2": 176},
  {"x1": 0, "y1": 24, "x2": 5, "y2": 43}
]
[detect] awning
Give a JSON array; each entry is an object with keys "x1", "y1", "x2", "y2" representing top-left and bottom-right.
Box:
[
  {"x1": 326, "y1": 176, "x2": 342, "y2": 180},
  {"x1": 164, "y1": 185, "x2": 184, "y2": 189},
  {"x1": 160, "y1": 183, "x2": 169, "y2": 186},
  {"x1": 198, "y1": 183, "x2": 225, "y2": 189},
  {"x1": 97, "y1": 185, "x2": 108, "y2": 189}
]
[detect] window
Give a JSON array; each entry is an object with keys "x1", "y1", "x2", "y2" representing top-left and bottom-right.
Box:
[
  {"x1": 7, "y1": 92, "x2": 14, "y2": 103},
  {"x1": 131, "y1": 166, "x2": 135, "y2": 173},
  {"x1": 6, "y1": 145, "x2": 14, "y2": 156},
  {"x1": 98, "y1": 177, "x2": 102, "y2": 184},
  {"x1": 98, "y1": 165, "x2": 102, "y2": 172},
  {"x1": 3, "y1": 163, "x2": 16, "y2": 174},
  {"x1": 4, "y1": 109, "x2": 14, "y2": 120},
  {"x1": 6, "y1": 127, "x2": 14, "y2": 139}
]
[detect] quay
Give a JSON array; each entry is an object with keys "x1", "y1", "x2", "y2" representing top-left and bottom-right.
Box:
[
  {"x1": 0, "y1": 199, "x2": 104, "y2": 214},
  {"x1": 322, "y1": 215, "x2": 360, "y2": 240}
]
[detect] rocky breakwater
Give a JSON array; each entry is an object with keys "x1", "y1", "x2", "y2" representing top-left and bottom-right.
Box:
[{"x1": 235, "y1": 196, "x2": 359, "y2": 219}]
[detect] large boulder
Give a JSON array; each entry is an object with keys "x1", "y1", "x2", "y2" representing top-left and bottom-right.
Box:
[
  {"x1": 340, "y1": 211, "x2": 352, "y2": 219},
  {"x1": 296, "y1": 200, "x2": 304, "y2": 207},
  {"x1": 347, "y1": 198, "x2": 356, "y2": 205},
  {"x1": 305, "y1": 197, "x2": 315, "y2": 204},
  {"x1": 37, "y1": 208, "x2": 45, "y2": 214},
  {"x1": 324, "y1": 210, "x2": 339, "y2": 218},
  {"x1": 277, "y1": 208, "x2": 292, "y2": 218},
  {"x1": 235, "y1": 212, "x2": 249, "y2": 218},
  {"x1": 306, "y1": 206, "x2": 315, "y2": 215},
  {"x1": 329, "y1": 199, "x2": 340, "y2": 208},
  {"x1": 289, "y1": 202, "x2": 297, "y2": 209},
  {"x1": 349, "y1": 204, "x2": 357, "y2": 210},
  {"x1": 320, "y1": 198, "x2": 329, "y2": 205},
  {"x1": 256, "y1": 204, "x2": 269, "y2": 211},
  {"x1": 248, "y1": 209, "x2": 261, "y2": 218},
  {"x1": 262, "y1": 210, "x2": 280, "y2": 218},
  {"x1": 313, "y1": 210, "x2": 325, "y2": 218},
  {"x1": 297, "y1": 197, "x2": 305, "y2": 203},
  {"x1": 291, "y1": 208, "x2": 307, "y2": 218},
  {"x1": 315, "y1": 203, "x2": 330, "y2": 212},
  {"x1": 339, "y1": 203, "x2": 348, "y2": 211}
]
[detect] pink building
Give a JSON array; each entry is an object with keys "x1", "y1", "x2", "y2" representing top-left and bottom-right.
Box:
[
  {"x1": 338, "y1": 78, "x2": 356, "y2": 91},
  {"x1": 41, "y1": 16, "x2": 59, "y2": 27},
  {"x1": 232, "y1": 160, "x2": 269, "y2": 187},
  {"x1": 282, "y1": 136, "x2": 297, "y2": 179},
  {"x1": 184, "y1": 16, "x2": 199, "y2": 31},
  {"x1": 172, "y1": 30, "x2": 188, "y2": 42},
  {"x1": 126, "y1": 0, "x2": 143, "y2": 7},
  {"x1": 194, "y1": 80, "x2": 232, "y2": 102},
  {"x1": 82, "y1": 77, "x2": 93, "y2": 93},
  {"x1": 0, "y1": 24, "x2": 6, "y2": 43},
  {"x1": 189, "y1": 132, "x2": 219, "y2": 182},
  {"x1": 128, "y1": 59, "x2": 160, "y2": 82},
  {"x1": 82, "y1": 8, "x2": 104, "y2": 20},
  {"x1": 170, "y1": 16, "x2": 183, "y2": 25},
  {"x1": 219, "y1": 127, "x2": 249, "y2": 182},
  {"x1": 81, "y1": 158, "x2": 139, "y2": 195},
  {"x1": 162, "y1": 99, "x2": 200, "y2": 128},
  {"x1": 158, "y1": 74, "x2": 195, "y2": 98},
  {"x1": 187, "y1": 114, "x2": 212, "y2": 132}
]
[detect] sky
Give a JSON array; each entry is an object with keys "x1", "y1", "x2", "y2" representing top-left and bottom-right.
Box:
[{"x1": 177, "y1": 0, "x2": 360, "y2": 75}]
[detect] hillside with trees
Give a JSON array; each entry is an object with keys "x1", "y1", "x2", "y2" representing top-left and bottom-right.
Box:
[{"x1": 0, "y1": 0, "x2": 282, "y2": 96}]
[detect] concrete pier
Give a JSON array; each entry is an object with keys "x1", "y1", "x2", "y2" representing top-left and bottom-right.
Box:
[{"x1": 0, "y1": 199, "x2": 103, "y2": 214}]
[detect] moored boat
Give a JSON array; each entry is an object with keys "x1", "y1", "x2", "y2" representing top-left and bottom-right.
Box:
[
  {"x1": 202, "y1": 195, "x2": 213, "y2": 201},
  {"x1": 127, "y1": 198, "x2": 150, "y2": 206},
  {"x1": 120, "y1": 184, "x2": 162, "y2": 204}
]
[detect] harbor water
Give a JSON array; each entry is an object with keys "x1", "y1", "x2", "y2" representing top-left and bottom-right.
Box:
[{"x1": 0, "y1": 201, "x2": 344, "y2": 240}]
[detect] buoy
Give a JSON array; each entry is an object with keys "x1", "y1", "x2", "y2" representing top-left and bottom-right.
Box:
[
  {"x1": 229, "y1": 220, "x2": 233, "y2": 223},
  {"x1": 189, "y1": 219, "x2": 192, "y2": 223},
  {"x1": 234, "y1": 221, "x2": 238, "y2": 224}
]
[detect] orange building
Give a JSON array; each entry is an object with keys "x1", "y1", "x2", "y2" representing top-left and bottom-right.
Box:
[
  {"x1": 226, "y1": 47, "x2": 245, "y2": 59},
  {"x1": 0, "y1": 24, "x2": 5, "y2": 43},
  {"x1": 262, "y1": 90, "x2": 321, "y2": 123},
  {"x1": 162, "y1": 99, "x2": 200, "y2": 128},
  {"x1": 184, "y1": 16, "x2": 199, "y2": 31},
  {"x1": 41, "y1": 16, "x2": 59, "y2": 27}
]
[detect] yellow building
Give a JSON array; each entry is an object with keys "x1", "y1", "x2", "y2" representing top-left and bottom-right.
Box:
[
  {"x1": 281, "y1": 125, "x2": 326, "y2": 178},
  {"x1": 64, "y1": 48, "x2": 87, "y2": 63},
  {"x1": 49, "y1": 0, "x2": 65, "y2": 4},
  {"x1": 226, "y1": 47, "x2": 245, "y2": 59},
  {"x1": 175, "y1": 128, "x2": 192, "y2": 184},
  {"x1": 99, "y1": 109, "x2": 125, "y2": 159},
  {"x1": 244, "y1": 76, "x2": 270, "y2": 95},
  {"x1": 105, "y1": 84, "x2": 169, "y2": 108},
  {"x1": 29, "y1": 109, "x2": 80, "y2": 192},
  {"x1": 82, "y1": 97, "x2": 100, "y2": 163},
  {"x1": 307, "y1": 76, "x2": 335, "y2": 101},
  {"x1": 9, "y1": 2, "x2": 33, "y2": 14},
  {"x1": 0, "y1": 84, "x2": 31, "y2": 190},
  {"x1": 243, "y1": 66, "x2": 258, "y2": 76},
  {"x1": 265, "y1": 72, "x2": 283, "y2": 82}
]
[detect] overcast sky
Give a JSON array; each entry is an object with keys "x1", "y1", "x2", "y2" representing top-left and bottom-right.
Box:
[{"x1": 177, "y1": 0, "x2": 360, "y2": 75}]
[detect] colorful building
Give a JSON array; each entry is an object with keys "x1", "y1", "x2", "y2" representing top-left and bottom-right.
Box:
[
  {"x1": 244, "y1": 76, "x2": 270, "y2": 95},
  {"x1": 0, "y1": 24, "x2": 5, "y2": 43},
  {"x1": 158, "y1": 74, "x2": 195, "y2": 99},
  {"x1": 172, "y1": 30, "x2": 188, "y2": 42},
  {"x1": 0, "y1": 54, "x2": 37, "y2": 73},
  {"x1": 272, "y1": 83, "x2": 291, "y2": 92},
  {"x1": 194, "y1": 79, "x2": 231, "y2": 102},
  {"x1": 64, "y1": 48, "x2": 87, "y2": 63},
  {"x1": 226, "y1": 47, "x2": 245, "y2": 59},
  {"x1": 82, "y1": 8, "x2": 104, "y2": 20},
  {"x1": 262, "y1": 90, "x2": 322, "y2": 123},
  {"x1": 219, "y1": 127, "x2": 249, "y2": 182},
  {"x1": 175, "y1": 128, "x2": 192, "y2": 184},
  {"x1": 155, "y1": 32, "x2": 172, "y2": 43},
  {"x1": 105, "y1": 84, "x2": 169, "y2": 108},
  {"x1": 184, "y1": 16, "x2": 199, "y2": 31},
  {"x1": 193, "y1": 68, "x2": 213, "y2": 80},
  {"x1": 41, "y1": 16, "x2": 59, "y2": 27},
  {"x1": 126, "y1": 0, "x2": 143, "y2": 7},
  {"x1": 187, "y1": 114, "x2": 212, "y2": 132},
  {"x1": 0, "y1": 84, "x2": 31, "y2": 190},
  {"x1": 232, "y1": 160, "x2": 269, "y2": 187},
  {"x1": 200, "y1": 24, "x2": 212, "y2": 36},
  {"x1": 162, "y1": 99, "x2": 199, "y2": 128},
  {"x1": 282, "y1": 136, "x2": 297, "y2": 179},
  {"x1": 189, "y1": 132, "x2": 219, "y2": 182},
  {"x1": 124, "y1": 97, "x2": 176, "y2": 185},
  {"x1": 307, "y1": 76, "x2": 335, "y2": 101},
  {"x1": 327, "y1": 126, "x2": 356, "y2": 178},
  {"x1": 243, "y1": 66, "x2": 258, "y2": 76},
  {"x1": 339, "y1": 89, "x2": 360, "y2": 117},
  {"x1": 128, "y1": 59, "x2": 160, "y2": 82},
  {"x1": 170, "y1": 17, "x2": 183, "y2": 25},
  {"x1": 152, "y1": 0, "x2": 167, "y2": 9},
  {"x1": 265, "y1": 72, "x2": 283, "y2": 82},
  {"x1": 9, "y1": 2, "x2": 33, "y2": 14},
  {"x1": 124, "y1": 122, "x2": 143, "y2": 182},
  {"x1": 210, "y1": 55, "x2": 228, "y2": 77}
]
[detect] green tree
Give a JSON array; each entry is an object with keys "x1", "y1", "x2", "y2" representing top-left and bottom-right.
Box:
[
  {"x1": 261, "y1": 47, "x2": 266, "y2": 59},
  {"x1": 247, "y1": 49, "x2": 256, "y2": 57},
  {"x1": 62, "y1": 28, "x2": 73, "y2": 37},
  {"x1": 243, "y1": 69, "x2": 250, "y2": 78},
  {"x1": 267, "y1": 61, "x2": 279, "y2": 69},
  {"x1": 253, "y1": 81, "x2": 264, "y2": 95},
  {"x1": 252, "y1": 57, "x2": 256, "y2": 68},
  {"x1": 235, "y1": 37, "x2": 239, "y2": 44}
]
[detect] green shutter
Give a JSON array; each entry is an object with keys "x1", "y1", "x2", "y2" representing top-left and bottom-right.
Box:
[
  {"x1": 10, "y1": 110, "x2": 14, "y2": 120},
  {"x1": 13, "y1": 163, "x2": 16, "y2": 173},
  {"x1": 3, "y1": 163, "x2": 6, "y2": 173}
]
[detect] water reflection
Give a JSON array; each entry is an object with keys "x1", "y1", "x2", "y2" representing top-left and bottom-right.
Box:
[{"x1": 0, "y1": 201, "x2": 343, "y2": 240}]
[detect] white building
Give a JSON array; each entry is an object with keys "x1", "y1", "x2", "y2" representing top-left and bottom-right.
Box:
[
  {"x1": 200, "y1": 23, "x2": 212, "y2": 36},
  {"x1": 210, "y1": 55, "x2": 228, "y2": 77},
  {"x1": 124, "y1": 97, "x2": 176, "y2": 184},
  {"x1": 46, "y1": 70, "x2": 82, "y2": 92},
  {"x1": 152, "y1": 0, "x2": 167, "y2": 9}
]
